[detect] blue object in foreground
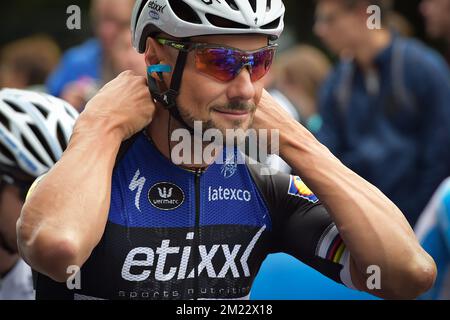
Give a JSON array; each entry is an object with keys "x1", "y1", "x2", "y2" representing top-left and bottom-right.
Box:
[{"x1": 251, "y1": 253, "x2": 379, "y2": 300}]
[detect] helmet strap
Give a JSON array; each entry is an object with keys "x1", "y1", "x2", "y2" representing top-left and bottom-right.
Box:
[{"x1": 147, "y1": 50, "x2": 194, "y2": 134}]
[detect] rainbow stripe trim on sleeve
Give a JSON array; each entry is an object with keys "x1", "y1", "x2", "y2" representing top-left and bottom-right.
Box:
[{"x1": 316, "y1": 224, "x2": 347, "y2": 265}]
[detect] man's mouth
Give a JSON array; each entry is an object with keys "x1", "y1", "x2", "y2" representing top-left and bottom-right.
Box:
[
  {"x1": 212, "y1": 108, "x2": 251, "y2": 121},
  {"x1": 213, "y1": 108, "x2": 250, "y2": 116}
]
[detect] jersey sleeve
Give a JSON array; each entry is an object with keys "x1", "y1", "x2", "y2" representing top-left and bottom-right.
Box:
[{"x1": 247, "y1": 162, "x2": 355, "y2": 289}]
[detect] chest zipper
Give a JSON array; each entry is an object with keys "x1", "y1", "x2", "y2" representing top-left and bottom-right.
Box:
[{"x1": 193, "y1": 168, "x2": 203, "y2": 300}]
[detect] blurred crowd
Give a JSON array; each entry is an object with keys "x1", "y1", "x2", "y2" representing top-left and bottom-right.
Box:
[{"x1": 1, "y1": 0, "x2": 450, "y2": 300}]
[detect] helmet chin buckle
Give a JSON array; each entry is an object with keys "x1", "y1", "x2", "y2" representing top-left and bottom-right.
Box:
[{"x1": 160, "y1": 90, "x2": 179, "y2": 110}]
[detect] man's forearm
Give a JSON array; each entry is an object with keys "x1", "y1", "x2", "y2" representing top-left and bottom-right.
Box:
[
  {"x1": 17, "y1": 114, "x2": 123, "y2": 281},
  {"x1": 279, "y1": 122, "x2": 436, "y2": 298}
]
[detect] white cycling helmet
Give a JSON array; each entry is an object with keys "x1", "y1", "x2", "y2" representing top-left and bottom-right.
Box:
[
  {"x1": 0, "y1": 88, "x2": 78, "y2": 181},
  {"x1": 132, "y1": 0, "x2": 285, "y2": 53}
]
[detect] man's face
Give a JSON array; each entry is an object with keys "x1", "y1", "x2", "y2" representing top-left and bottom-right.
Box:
[
  {"x1": 92, "y1": 0, "x2": 134, "y2": 57},
  {"x1": 154, "y1": 35, "x2": 269, "y2": 136},
  {"x1": 0, "y1": 184, "x2": 24, "y2": 254},
  {"x1": 314, "y1": 0, "x2": 365, "y2": 55},
  {"x1": 420, "y1": 0, "x2": 450, "y2": 39}
]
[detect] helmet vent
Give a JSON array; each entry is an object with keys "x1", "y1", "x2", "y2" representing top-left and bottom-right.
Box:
[
  {"x1": 57, "y1": 122, "x2": 68, "y2": 151},
  {"x1": 0, "y1": 143, "x2": 14, "y2": 162},
  {"x1": 169, "y1": 0, "x2": 202, "y2": 24},
  {"x1": 64, "y1": 105, "x2": 77, "y2": 120},
  {"x1": 248, "y1": 0, "x2": 257, "y2": 13},
  {"x1": 205, "y1": 14, "x2": 250, "y2": 29},
  {"x1": 224, "y1": 0, "x2": 239, "y2": 10},
  {"x1": 32, "y1": 103, "x2": 49, "y2": 119},
  {"x1": 4, "y1": 100, "x2": 24, "y2": 114},
  {"x1": 267, "y1": 0, "x2": 272, "y2": 11},
  {"x1": 0, "y1": 112, "x2": 10, "y2": 131},
  {"x1": 28, "y1": 124, "x2": 56, "y2": 163},
  {"x1": 261, "y1": 17, "x2": 280, "y2": 29},
  {"x1": 21, "y1": 133, "x2": 44, "y2": 166}
]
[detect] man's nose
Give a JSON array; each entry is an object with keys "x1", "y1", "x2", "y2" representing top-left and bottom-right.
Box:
[{"x1": 226, "y1": 67, "x2": 256, "y2": 102}]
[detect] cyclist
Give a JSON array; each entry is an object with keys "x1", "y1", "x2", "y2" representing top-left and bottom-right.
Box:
[
  {"x1": 18, "y1": 0, "x2": 435, "y2": 300},
  {"x1": 415, "y1": 178, "x2": 450, "y2": 299},
  {"x1": 420, "y1": 0, "x2": 450, "y2": 64},
  {"x1": 0, "y1": 88, "x2": 77, "y2": 299}
]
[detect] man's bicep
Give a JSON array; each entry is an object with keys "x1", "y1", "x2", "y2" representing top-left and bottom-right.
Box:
[
  {"x1": 278, "y1": 204, "x2": 356, "y2": 290},
  {"x1": 249, "y1": 167, "x2": 356, "y2": 288}
]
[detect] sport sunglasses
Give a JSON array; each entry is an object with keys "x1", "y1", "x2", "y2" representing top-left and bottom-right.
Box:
[{"x1": 157, "y1": 38, "x2": 278, "y2": 82}]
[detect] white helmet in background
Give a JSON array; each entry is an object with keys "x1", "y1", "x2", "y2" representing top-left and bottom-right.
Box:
[
  {"x1": 0, "y1": 88, "x2": 78, "y2": 181},
  {"x1": 132, "y1": 0, "x2": 285, "y2": 53}
]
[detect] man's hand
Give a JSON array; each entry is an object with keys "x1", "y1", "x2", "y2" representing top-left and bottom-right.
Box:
[
  {"x1": 254, "y1": 89, "x2": 296, "y2": 130},
  {"x1": 81, "y1": 70, "x2": 155, "y2": 141},
  {"x1": 254, "y1": 89, "x2": 311, "y2": 155}
]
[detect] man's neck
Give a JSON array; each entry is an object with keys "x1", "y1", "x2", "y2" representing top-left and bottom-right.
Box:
[
  {"x1": 352, "y1": 29, "x2": 392, "y2": 70},
  {"x1": 147, "y1": 108, "x2": 219, "y2": 170}
]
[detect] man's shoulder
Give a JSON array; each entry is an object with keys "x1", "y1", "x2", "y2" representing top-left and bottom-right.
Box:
[
  {"x1": 399, "y1": 37, "x2": 438, "y2": 57},
  {"x1": 399, "y1": 37, "x2": 450, "y2": 76},
  {"x1": 397, "y1": 38, "x2": 450, "y2": 100},
  {"x1": 244, "y1": 158, "x2": 313, "y2": 202}
]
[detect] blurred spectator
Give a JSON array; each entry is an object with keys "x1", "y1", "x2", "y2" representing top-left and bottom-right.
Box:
[
  {"x1": 420, "y1": 0, "x2": 450, "y2": 64},
  {"x1": 0, "y1": 35, "x2": 60, "y2": 91},
  {"x1": 386, "y1": 11, "x2": 415, "y2": 37},
  {"x1": 415, "y1": 178, "x2": 450, "y2": 299},
  {"x1": 274, "y1": 45, "x2": 331, "y2": 134},
  {"x1": 47, "y1": 0, "x2": 134, "y2": 111},
  {"x1": 110, "y1": 29, "x2": 146, "y2": 77},
  {"x1": 0, "y1": 89, "x2": 78, "y2": 300},
  {"x1": 314, "y1": 0, "x2": 450, "y2": 226}
]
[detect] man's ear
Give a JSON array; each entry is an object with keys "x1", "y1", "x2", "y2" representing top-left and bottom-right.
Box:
[
  {"x1": 144, "y1": 38, "x2": 164, "y2": 66},
  {"x1": 144, "y1": 37, "x2": 172, "y2": 91}
]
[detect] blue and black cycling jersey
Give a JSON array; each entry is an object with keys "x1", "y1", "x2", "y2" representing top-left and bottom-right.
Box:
[{"x1": 35, "y1": 131, "x2": 354, "y2": 300}]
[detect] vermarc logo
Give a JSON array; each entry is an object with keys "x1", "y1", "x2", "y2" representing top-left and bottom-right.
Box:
[
  {"x1": 158, "y1": 187, "x2": 173, "y2": 199},
  {"x1": 148, "y1": 182, "x2": 185, "y2": 210}
]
